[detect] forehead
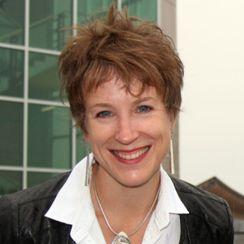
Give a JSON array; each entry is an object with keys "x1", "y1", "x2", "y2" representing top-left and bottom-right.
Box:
[
  {"x1": 85, "y1": 77, "x2": 160, "y2": 106},
  {"x1": 82, "y1": 64, "x2": 164, "y2": 101}
]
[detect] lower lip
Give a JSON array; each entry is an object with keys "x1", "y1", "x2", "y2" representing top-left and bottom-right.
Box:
[{"x1": 111, "y1": 147, "x2": 150, "y2": 165}]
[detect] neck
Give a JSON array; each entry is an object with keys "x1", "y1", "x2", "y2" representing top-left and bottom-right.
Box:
[{"x1": 91, "y1": 163, "x2": 161, "y2": 218}]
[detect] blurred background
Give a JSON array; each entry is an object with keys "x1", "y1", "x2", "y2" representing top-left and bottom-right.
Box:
[
  {"x1": 177, "y1": 1, "x2": 244, "y2": 243},
  {"x1": 0, "y1": 0, "x2": 243, "y2": 242}
]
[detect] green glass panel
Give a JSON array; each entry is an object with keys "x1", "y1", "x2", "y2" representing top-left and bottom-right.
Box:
[
  {"x1": 0, "y1": 0, "x2": 25, "y2": 45},
  {"x1": 29, "y1": 0, "x2": 72, "y2": 50},
  {"x1": 29, "y1": 52, "x2": 60, "y2": 101},
  {"x1": 78, "y1": 0, "x2": 114, "y2": 24},
  {"x1": 0, "y1": 171, "x2": 22, "y2": 196},
  {"x1": 0, "y1": 48, "x2": 24, "y2": 97},
  {"x1": 76, "y1": 129, "x2": 87, "y2": 163},
  {"x1": 28, "y1": 104, "x2": 72, "y2": 169},
  {"x1": 27, "y1": 172, "x2": 59, "y2": 187},
  {"x1": 122, "y1": 0, "x2": 157, "y2": 22},
  {"x1": 0, "y1": 101, "x2": 23, "y2": 166}
]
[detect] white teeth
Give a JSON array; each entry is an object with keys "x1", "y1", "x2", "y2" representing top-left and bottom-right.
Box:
[{"x1": 113, "y1": 146, "x2": 149, "y2": 160}]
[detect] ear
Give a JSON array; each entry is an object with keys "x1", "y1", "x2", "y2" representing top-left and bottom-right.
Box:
[
  {"x1": 168, "y1": 112, "x2": 175, "y2": 126},
  {"x1": 80, "y1": 116, "x2": 90, "y2": 142},
  {"x1": 78, "y1": 122, "x2": 90, "y2": 143},
  {"x1": 171, "y1": 117, "x2": 177, "y2": 128},
  {"x1": 83, "y1": 130, "x2": 90, "y2": 143},
  {"x1": 170, "y1": 113, "x2": 178, "y2": 131}
]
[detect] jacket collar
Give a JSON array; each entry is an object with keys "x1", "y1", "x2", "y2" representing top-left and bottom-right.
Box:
[{"x1": 154, "y1": 169, "x2": 189, "y2": 230}]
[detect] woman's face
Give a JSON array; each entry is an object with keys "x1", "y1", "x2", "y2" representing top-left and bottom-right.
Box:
[{"x1": 84, "y1": 77, "x2": 173, "y2": 188}]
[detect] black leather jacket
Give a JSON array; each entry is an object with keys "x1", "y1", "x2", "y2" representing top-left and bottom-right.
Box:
[{"x1": 0, "y1": 172, "x2": 233, "y2": 244}]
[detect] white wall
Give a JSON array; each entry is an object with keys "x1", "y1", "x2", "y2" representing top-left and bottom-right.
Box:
[{"x1": 177, "y1": 0, "x2": 244, "y2": 193}]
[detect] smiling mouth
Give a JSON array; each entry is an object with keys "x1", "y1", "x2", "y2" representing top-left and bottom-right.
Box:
[{"x1": 111, "y1": 146, "x2": 150, "y2": 161}]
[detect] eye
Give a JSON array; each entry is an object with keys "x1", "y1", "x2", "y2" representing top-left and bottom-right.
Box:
[
  {"x1": 96, "y1": 110, "x2": 113, "y2": 118},
  {"x1": 136, "y1": 105, "x2": 153, "y2": 113}
]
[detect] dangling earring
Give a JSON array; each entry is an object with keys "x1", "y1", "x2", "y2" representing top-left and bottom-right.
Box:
[
  {"x1": 170, "y1": 131, "x2": 175, "y2": 174},
  {"x1": 85, "y1": 144, "x2": 91, "y2": 186}
]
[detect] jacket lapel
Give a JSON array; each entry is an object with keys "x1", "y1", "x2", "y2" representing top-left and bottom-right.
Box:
[
  {"x1": 20, "y1": 218, "x2": 75, "y2": 244},
  {"x1": 179, "y1": 215, "x2": 191, "y2": 244}
]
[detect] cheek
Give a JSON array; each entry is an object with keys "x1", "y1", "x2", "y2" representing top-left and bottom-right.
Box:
[
  {"x1": 150, "y1": 128, "x2": 170, "y2": 147},
  {"x1": 84, "y1": 122, "x2": 114, "y2": 146},
  {"x1": 141, "y1": 116, "x2": 171, "y2": 139}
]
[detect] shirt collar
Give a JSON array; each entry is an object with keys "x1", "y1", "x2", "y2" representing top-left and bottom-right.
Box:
[
  {"x1": 154, "y1": 167, "x2": 189, "y2": 230},
  {"x1": 45, "y1": 155, "x2": 189, "y2": 242}
]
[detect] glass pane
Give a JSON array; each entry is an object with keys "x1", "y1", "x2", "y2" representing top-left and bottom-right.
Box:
[
  {"x1": 122, "y1": 0, "x2": 157, "y2": 22},
  {"x1": 0, "y1": 48, "x2": 24, "y2": 97},
  {"x1": 0, "y1": 171, "x2": 22, "y2": 196},
  {"x1": 0, "y1": 0, "x2": 25, "y2": 45},
  {"x1": 0, "y1": 101, "x2": 23, "y2": 166},
  {"x1": 76, "y1": 129, "x2": 87, "y2": 162},
  {"x1": 28, "y1": 104, "x2": 72, "y2": 169},
  {"x1": 29, "y1": 52, "x2": 60, "y2": 101},
  {"x1": 78, "y1": 0, "x2": 114, "y2": 24},
  {"x1": 27, "y1": 172, "x2": 59, "y2": 187},
  {"x1": 29, "y1": 0, "x2": 72, "y2": 50}
]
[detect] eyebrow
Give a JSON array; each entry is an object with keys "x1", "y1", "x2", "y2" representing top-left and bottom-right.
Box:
[
  {"x1": 133, "y1": 96, "x2": 156, "y2": 104},
  {"x1": 87, "y1": 97, "x2": 157, "y2": 110},
  {"x1": 88, "y1": 103, "x2": 113, "y2": 109}
]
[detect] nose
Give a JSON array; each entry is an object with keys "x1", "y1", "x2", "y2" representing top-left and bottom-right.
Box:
[{"x1": 114, "y1": 115, "x2": 139, "y2": 144}]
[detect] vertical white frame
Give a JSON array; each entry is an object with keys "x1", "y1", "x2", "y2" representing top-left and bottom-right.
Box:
[
  {"x1": 23, "y1": 0, "x2": 30, "y2": 189},
  {"x1": 157, "y1": 0, "x2": 162, "y2": 26},
  {"x1": 117, "y1": 0, "x2": 122, "y2": 10},
  {"x1": 72, "y1": 0, "x2": 78, "y2": 168}
]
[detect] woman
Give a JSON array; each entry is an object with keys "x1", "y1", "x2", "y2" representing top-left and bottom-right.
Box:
[{"x1": 0, "y1": 6, "x2": 233, "y2": 244}]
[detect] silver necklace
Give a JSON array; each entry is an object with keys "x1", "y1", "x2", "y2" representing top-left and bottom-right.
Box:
[{"x1": 92, "y1": 179, "x2": 160, "y2": 244}]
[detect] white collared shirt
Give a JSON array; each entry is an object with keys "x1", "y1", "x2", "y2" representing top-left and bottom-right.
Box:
[{"x1": 45, "y1": 156, "x2": 188, "y2": 243}]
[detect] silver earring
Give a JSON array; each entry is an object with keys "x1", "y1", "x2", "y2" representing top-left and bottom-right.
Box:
[
  {"x1": 85, "y1": 145, "x2": 91, "y2": 186},
  {"x1": 170, "y1": 131, "x2": 175, "y2": 174}
]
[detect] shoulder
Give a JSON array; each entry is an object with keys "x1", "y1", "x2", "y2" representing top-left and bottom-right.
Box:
[
  {"x1": 0, "y1": 172, "x2": 70, "y2": 243},
  {"x1": 171, "y1": 176, "x2": 232, "y2": 223},
  {"x1": 0, "y1": 171, "x2": 70, "y2": 207},
  {"x1": 171, "y1": 176, "x2": 233, "y2": 243}
]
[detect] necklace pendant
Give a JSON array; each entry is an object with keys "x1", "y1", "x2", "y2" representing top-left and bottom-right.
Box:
[{"x1": 112, "y1": 231, "x2": 130, "y2": 244}]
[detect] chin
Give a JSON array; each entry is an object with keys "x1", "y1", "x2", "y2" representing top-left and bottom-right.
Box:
[{"x1": 112, "y1": 169, "x2": 160, "y2": 189}]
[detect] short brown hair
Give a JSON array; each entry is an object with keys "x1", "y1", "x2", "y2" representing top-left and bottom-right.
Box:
[{"x1": 60, "y1": 5, "x2": 183, "y2": 130}]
